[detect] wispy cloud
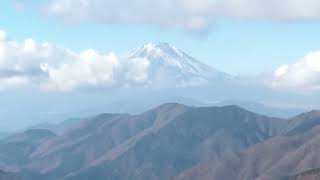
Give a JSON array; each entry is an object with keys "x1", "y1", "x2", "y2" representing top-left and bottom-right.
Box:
[{"x1": 45, "y1": 0, "x2": 320, "y2": 33}]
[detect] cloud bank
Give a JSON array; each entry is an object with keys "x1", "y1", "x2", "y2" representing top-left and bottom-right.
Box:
[
  {"x1": 46, "y1": 0, "x2": 320, "y2": 33},
  {"x1": 262, "y1": 51, "x2": 320, "y2": 93},
  {"x1": 0, "y1": 30, "x2": 149, "y2": 91},
  {"x1": 1, "y1": 30, "x2": 320, "y2": 93}
]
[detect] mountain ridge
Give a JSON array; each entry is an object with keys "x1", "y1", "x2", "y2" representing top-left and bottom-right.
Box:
[
  {"x1": 1, "y1": 103, "x2": 320, "y2": 180},
  {"x1": 174, "y1": 112, "x2": 320, "y2": 180}
]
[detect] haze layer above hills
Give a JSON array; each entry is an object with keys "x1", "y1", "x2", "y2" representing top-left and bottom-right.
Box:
[{"x1": 1, "y1": 42, "x2": 313, "y2": 131}]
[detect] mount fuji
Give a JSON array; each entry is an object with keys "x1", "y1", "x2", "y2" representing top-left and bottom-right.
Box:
[{"x1": 129, "y1": 42, "x2": 231, "y2": 87}]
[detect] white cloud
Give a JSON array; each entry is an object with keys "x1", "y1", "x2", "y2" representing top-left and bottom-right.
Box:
[
  {"x1": 0, "y1": 76, "x2": 30, "y2": 90},
  {"x1": 42, "y1": 50, "x2": 120, "y2": 91},
  {"x1": 263, "y1": 51, "x2": 320, "y2": 93},
  {"x1": 125, "y1": 58, "x2": 150, "y2": 84},
  {"x1": 0, "y1": 31, "x2": 7, "y2": 40},
  {"x1": 0, "y1": 30, "x2": 150, "y2": 91},
  {"x1": 45, "y1": 0, "x2": 320, "y2": 33}
]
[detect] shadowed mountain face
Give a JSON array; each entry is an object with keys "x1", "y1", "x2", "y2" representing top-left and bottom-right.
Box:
[
  {"x1": 283, "y1": 110, "x2": 320, "y2": 135},
  {"x1": 174, "y1": 110, "x2": 320, "y2": 180},
  {"x1": 25, "y1": 103, "x2": 189, "y2": 179},
  {"x1": 0, "y1": 129, "x2": 56, "y2": 172},
  {"x1": 63, "y1": 105, "x2": 282, "y2": 180},
  {"x1": 1, "y1": 104, "x2": 320, "y2": 180},
  {"x1": 0, "y1": 170, "x2": 19, "y2": 180},
  {"x1": 288, "y1": 169, "x2": 320, "y2": 180}
]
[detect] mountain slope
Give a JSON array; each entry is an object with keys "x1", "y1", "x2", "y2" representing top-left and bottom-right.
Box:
[
  {"x1": 284, "y1": 110, "x2": 320, "y2": 135},
  {"x1": 60, "y1": 105, "x2": 283, "y2": 180},
  {"x1": 129, "y1": 43, "x2": 230, "y2": 87},
  {"x1": 0, "y1": 129, "x2": 56, "y2": 172},
  {"x1": 174, "y1": 111, "x2": 320, "y2": 180},
  {"x1": 0, "y1": 170, "x2": 19, "y2": 180},
  {"x1": 288, "y1": 168, "x2": 320, "y2": 180},
  {"x1": 24, "y1": 104, "x2": 189, "y2": 179}
]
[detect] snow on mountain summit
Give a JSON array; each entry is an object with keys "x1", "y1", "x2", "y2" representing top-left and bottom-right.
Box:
[
  {"x1": 129, "y1": 42, "x2": 229, "y2": 87},
  {"x1": 130, "y1": 42, "x2": 184, "y2": 59}
]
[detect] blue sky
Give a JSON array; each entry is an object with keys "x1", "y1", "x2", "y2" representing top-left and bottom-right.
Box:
[
  {"x1": 1, "y1": 0, "x2": 320, "y2": 75},
  {"x1": 1, "y1": 0, "x2": 320, "y2": 130}
]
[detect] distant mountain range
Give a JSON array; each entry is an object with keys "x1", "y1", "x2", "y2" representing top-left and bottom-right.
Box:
[
  {"x1": 215, "y1": 100, "x2": 304, "y2": 118},
  {"x1": 26, "y1": 99, "x2": 303, "y2": 136},
  {"x1": 0, "y1": 103, "x2": 320, "y2": 180}
]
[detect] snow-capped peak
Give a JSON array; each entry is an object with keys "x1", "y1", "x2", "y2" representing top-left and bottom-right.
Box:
[
  {"x1": 128, "y1": 42, "x2": 230, "y2": 87},
  {"x1": 130, "y1": 42, "x2": 184, "y2": 60}
]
